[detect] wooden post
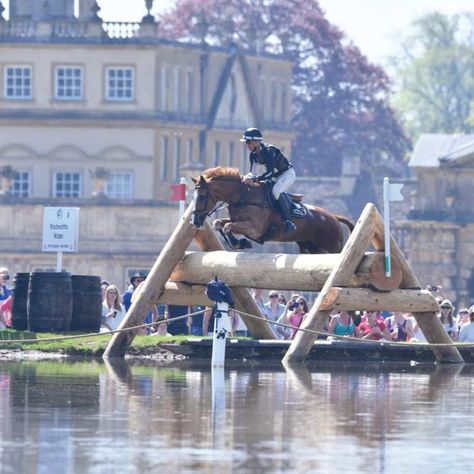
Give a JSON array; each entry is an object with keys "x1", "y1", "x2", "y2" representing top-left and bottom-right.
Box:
[
  {"x1": 103, "y1": 203, "x2": 197, "y2": 358},
  {"x1": 283, "y1": 204, "x2": 378, "y2": 363},
  {"x1": 371, "y1": 208, "x2": 463, "y2": 364}
]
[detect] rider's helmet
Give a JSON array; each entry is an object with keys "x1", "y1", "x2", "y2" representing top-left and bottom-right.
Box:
[{"x1": 240, "y1": 127, "x2": 263, "y2": 142}]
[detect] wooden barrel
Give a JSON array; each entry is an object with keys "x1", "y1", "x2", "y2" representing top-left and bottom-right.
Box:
[
  {"x1": 11, "y1": 272, "x2": 30, "y2": 331},
  {"x1": 71, "y1": 275, "x2": 102, "y2": 332},
  {"x1": 27, "y1": 272, "x2": 72, "y2": 332}
]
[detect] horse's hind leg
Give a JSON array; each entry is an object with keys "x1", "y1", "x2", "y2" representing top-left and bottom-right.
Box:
[{"x1": 297, "y1": 241, "x2": 327, "y2": 254}]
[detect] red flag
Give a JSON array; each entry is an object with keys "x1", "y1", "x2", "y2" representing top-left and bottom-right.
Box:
[{"x1": 170, "y1": 183, "x2": 186, "y2": 201}]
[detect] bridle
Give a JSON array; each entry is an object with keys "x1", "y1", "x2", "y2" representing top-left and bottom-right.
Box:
[{"x1": 192, "y1": 180, "x2": 228, "y2": 223}]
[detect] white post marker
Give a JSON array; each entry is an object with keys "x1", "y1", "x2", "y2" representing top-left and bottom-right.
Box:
[
  {"x1": 211, "y1": 301, "x2": 231, "y2": 368},
  {"x1": 42, "y1": 207, "x2": 80, "y2": 272},
  {"x1": 383, "y1": 177, "x2": 404, "y2": 277}
]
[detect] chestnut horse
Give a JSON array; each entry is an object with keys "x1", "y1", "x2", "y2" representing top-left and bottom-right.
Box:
[{"x1": 191, "y1": 167, "x2": 354, "y2": 254}]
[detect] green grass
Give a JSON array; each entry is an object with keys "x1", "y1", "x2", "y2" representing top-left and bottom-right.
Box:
[{"x1": 0, "y1": 329, "x2": 197, "y2": 357}]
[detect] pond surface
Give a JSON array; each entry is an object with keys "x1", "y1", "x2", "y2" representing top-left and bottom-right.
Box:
[{"x1": 0, "y1": 358, "x2": 474, "y2": 473}]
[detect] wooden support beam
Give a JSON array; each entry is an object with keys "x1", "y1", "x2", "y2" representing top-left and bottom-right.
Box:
[
  {"x1": 155, "y1": 282, "x2": 212, "y2": 306},
  {"x1": 284, "y1": 203, "x2": 379, "y2": 363},
  {"x1": 103, "y1": 204, "x2": 197, "y2": 358},
  {"x1": 320, "y1": 288, "x2": 439, "y2": 312},
  {"x1": 170, "y1": 250, "x2": 401, "y2": 292}
]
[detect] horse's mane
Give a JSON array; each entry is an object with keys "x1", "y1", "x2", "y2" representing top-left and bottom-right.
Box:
[{"x1": 202, "y1": 167, "x2": 241, "y2": 181}]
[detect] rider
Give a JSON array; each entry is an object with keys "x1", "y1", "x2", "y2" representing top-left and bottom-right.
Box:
[{"x1": 240, "y1": 127, "x2": 296, "y2": 234}]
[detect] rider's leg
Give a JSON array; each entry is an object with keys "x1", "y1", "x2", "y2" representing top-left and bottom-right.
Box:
[{"x1": 272, "y1": 169, "x2": 296, "y2": 234}]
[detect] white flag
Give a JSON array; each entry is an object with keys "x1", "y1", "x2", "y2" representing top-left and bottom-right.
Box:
[{"x1": 388, "y1": 183, "x2": 404, "y2": 202}]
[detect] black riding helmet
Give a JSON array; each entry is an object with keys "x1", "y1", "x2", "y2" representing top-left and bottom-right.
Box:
[{"x1": 240, "y1": 127, "x2": 263, "y2": 142}]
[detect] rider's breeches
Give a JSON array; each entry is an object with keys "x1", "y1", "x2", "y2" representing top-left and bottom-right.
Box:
[{"x1": 272, "y1": 168, "x2": 296, "y2": 199}]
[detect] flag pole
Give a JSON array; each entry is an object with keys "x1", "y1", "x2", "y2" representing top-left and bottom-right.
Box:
[{"x1": 179, "y1": 176, "x2": 186, "y2": 219}]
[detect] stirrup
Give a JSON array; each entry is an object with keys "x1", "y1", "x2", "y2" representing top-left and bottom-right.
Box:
[{"x1": 283, "y1": 220, "x2": 296, "y2": 234}]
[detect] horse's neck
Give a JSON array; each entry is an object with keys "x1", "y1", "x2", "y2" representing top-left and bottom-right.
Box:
[{"x1": 212, "y1": 179, "x2": 244, "y2": 204}]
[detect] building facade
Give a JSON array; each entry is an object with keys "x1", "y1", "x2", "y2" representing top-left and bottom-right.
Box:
[
  {"x1": 398, "y1": 134, "x2": 474, "y2": 307},
  {"x1": 0, "y1": 0, "x2": 294, "y2": 289}
]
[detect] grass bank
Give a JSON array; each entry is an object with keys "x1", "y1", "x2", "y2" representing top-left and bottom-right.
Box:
[{"x1": 0, "y1": 329, "x2": 193, "y2": 357}]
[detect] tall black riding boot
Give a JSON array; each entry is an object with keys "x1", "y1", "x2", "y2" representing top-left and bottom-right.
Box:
[{"x1": 277, "y1": 195, "x2": 296, "y2": 235}]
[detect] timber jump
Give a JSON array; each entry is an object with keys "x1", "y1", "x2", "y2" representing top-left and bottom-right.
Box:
[{"x1": 103, "y1": 202, "x2": 463, "y2": 364}]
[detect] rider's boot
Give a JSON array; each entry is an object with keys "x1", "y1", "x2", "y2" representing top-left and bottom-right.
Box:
[{"x1": 277, "y1": 195, "x2": 296, "y2": 234}]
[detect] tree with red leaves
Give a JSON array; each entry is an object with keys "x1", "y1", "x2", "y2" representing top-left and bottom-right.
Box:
[{"x1": 158, "y1": 0, "x2": 409, "y2": 176}]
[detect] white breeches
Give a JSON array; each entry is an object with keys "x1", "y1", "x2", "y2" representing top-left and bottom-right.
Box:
[{"x1": 272, "y1": 168, "x2": 296, "y2": 199}]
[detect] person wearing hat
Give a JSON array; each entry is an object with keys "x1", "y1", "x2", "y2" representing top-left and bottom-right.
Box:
[
  {"x1": 240, "y1": 127, "x2": 296, "y2": 235},
  {"x1": 438, "y1": 299, "x2": 458, "y2": 340},
  {"x1": 459, "y1": 306, "x2": 474, "y2": 342}
]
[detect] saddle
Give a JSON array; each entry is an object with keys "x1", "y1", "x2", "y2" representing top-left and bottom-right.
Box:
[{"x1": 264, "y1": 182, "x2": 307, "y2": 218}]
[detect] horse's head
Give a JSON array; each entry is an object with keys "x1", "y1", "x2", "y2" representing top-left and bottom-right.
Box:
[
  {"x1": 190, "y1": 167, "x2": 243, "y2": 227},
  {"x1": 190, "y1": 174, "x2": 214, "y2": 228}
]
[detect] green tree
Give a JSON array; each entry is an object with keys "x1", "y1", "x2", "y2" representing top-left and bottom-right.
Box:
[
  {"x1": 392, "y1": 12, "x2": 474, "y2": 139},
  {"x1": 158, "y1": 0, "x2": 409, "y2": 177}
]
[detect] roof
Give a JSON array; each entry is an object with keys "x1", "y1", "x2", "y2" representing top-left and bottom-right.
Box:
[{"x1": 409, "y1": 133, "x2": 474, "y2": 168}]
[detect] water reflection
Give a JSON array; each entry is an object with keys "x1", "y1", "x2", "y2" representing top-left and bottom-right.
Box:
[{"x1": 0, "y1": 360, "x2": 473, "y2": 473}]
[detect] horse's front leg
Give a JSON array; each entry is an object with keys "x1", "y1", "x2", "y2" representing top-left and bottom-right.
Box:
[
  {"x1": 212, "y1": 218, "x2": 231, "y2": 231},
  {"x1": 223, "y1": 220, "x2": 260, "y2": 241},
  {"x1": 218, "y1": 221, "x2": 252, "y2": 250}
]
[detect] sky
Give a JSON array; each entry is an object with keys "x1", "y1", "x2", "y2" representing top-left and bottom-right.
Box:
[
  {"x1": 97, "y1": 0, "x2": 473, "y2": 64},
  {"x1": 3, "y1": 0, "x2": 473, "y2": 63}
]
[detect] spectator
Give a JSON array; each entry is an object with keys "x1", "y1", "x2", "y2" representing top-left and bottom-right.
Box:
[
  {"x1": 0, "y1": 296, "x2": 11, "y2": 329},
  {"x1": 252, "y1": 288, "x2": 269, "y2": 318},
  {"x1": 167, "y1": 305, "x2": 190, "y2": 336},
  {"x1": 190, "y1": 305, "x2": 206, "y2": 336},
  {"x1": 459, "y1": 306, "x2": 474, "y2": 342},
  {"x1": 0, "y1": 267, "x2": 11, "y2": 303},
  {"x1": 123, "y1": 273, "x2": 146, "y2": 311},
  {"x1": 101, "y1": 284, "x2": 126, "y2": 332},
  {"x1": 264, "y1": 290, "x2": 286, "y2": 339},
  {"x1": 328, "y1": 310, "x2": 360, "y2": 338},
  {"x1": 100, "y1": 280, "x2": 110, "y2": 301},
  {"x1": 457, "y1": 308, "x2": 470, "y2": 332},
  {"x1": 359, "y1": 310, "x2": 392, "y2": 341},
  {"x1": 124, "y1": 272, "x2": 159, "y2": 334},
  {"x1": 385, "y1": 311, "x2": 415, "y2": 341},
  {"x1": 409, "y1": 315, "x2": 427, "y2": 342},
  {"x1": 438, "y1": 299, "x2": 458, "y2": 340},
  {"x1": 283, "y1": 296, "x2": 308, "y2": 340},
  {"x1": 278, "y1": 293, "x2": 287, "y2": 305}
]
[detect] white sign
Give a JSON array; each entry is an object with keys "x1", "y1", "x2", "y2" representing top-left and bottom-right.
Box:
[
  {"x1": 388, "y1": 183, "x2": 404, "y2": 202},
  {"x1": 42, "y1": 207, "x2": 80, "y2": 252}
]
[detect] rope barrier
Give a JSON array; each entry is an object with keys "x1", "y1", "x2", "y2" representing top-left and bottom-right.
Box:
[
  {"x1": 0, "y1": 308, "x2": 207, "y2": 345},
  {"x1": 234, "y1": 308, "x2": 474, "y2": 348},
  {"x1": 0, "y1": 305, "x2": 471, "y2": 350}
]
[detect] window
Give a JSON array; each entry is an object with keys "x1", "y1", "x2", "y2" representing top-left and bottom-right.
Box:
[
  {"x1": 185, "y1": 71, "x2": 193, "y2": 113},
  {"x1": 4, "y1": 66, "x2": 32, "y2": 99},
  {"x1": 281, "y1": 82, "x2": 287, "y2": 122},
  {"x1": 11, "y1": 171, "x2": 31, "y2": 197},
  {"x1": 228, "y1": 142, "x2": 235, "y2": 168},
  {"x1": 106, "y1": 67, "x2": 134, "y2": 101},
  {"x1": 160, "y1": 136, "x2": 169, "y2": 181},
  {"x1": 173, "y1": 137, "x2": 181, "y2": 181},
  {"x1": 214, "y1": 141, "x2": 221, "y2": 167},
  {"x1": 187, "y1": 138, "x2": 194, "y2": 163},
  {"x1": 270, "y1": 80, "x2": 278, "y2": 120},
  {"x1": 106, "y1": 172, "x2": 133, "y2": 199},
  {"x1": 54, "y1": 172, "x2": 81, "y2": 198},
  {"x1": 160, "y1": 66, "x2": 168, "y2": 111},
  {"x1": 174, "y1": 68, "x2": 181, "y2": 111},
  {"x1": 54, "y1": 66, "x2": 83, "y2": 100}
]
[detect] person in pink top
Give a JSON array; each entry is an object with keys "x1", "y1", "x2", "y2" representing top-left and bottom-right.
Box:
[
  {"x1": 284, "y1": 296, "x2": 309, "y2": 340},
  {"x1": 359, "y1": 310, "x2": 392, "y2": 341}
]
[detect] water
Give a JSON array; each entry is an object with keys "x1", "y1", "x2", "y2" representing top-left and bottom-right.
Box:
[{"x1": 0, "y1": 359, "x2": 474, "y2": 473}]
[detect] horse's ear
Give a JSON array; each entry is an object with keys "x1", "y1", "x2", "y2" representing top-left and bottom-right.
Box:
[{"x1": 191, "y1": 176, "x2": 197, "y2": 184}]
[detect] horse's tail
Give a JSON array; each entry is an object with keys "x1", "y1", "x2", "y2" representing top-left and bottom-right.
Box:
[{"x1": 335, "y1": 215, "x2": 355, "y2": 233}]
